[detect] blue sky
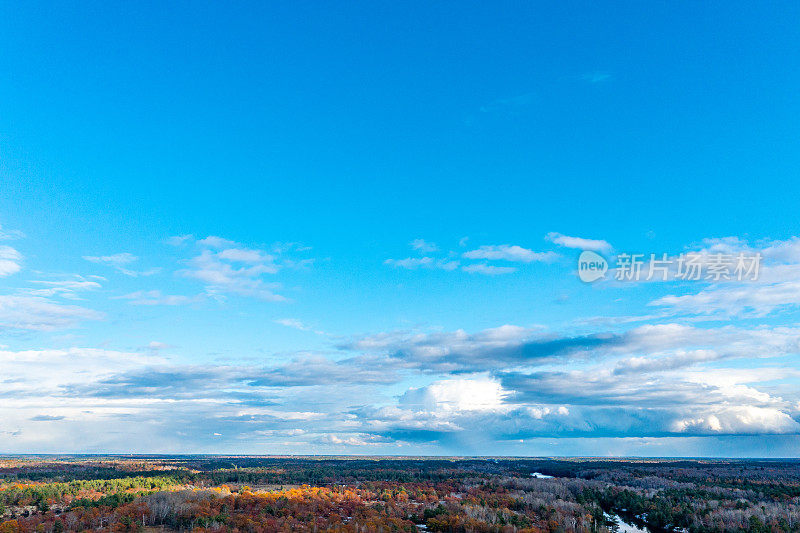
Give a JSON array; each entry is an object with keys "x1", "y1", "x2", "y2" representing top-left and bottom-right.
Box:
[{"x1": 2, "y1": 2, "x2": 800, "y2": 456}]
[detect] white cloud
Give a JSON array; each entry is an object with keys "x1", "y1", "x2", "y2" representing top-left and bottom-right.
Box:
[
  {"x1": 1, "y1": 319, "x2": 799, "y2": 451},
  {"x1": 651, "y1": 281, "x2": 800, "y2": 317},
  {"x1": 342, "y1": 324, "x2": 546, "y2": 373},
  {"x1": 462, "y1": 263, "x2": 516, "y2": 275},
  {"x1": 0, "y1": 225, "x2": 24, "y2": 241},
  {"x1": 116, "y1": 290, "x2": 201, "y2": 306},
  {"x1": 344, "y1": 322, "x2": 800, "y2": 380},
  {"x1": 217, "y1": 248, "x2": 270, "y2": 263},
  {"x1": 400, "y1": 379, "x2": 509, "y2": 413},
  {"x1": 671, "y1": 406, "x2": 800, "y2": 434},
  {"x1": 618, "y1": 236, "x2": 800, "y2": 317},
  {"x1": 410, "y1": 239, "x2": 439, "y2": 253},
  {"x1": 184, "y1": 249, "x2": 284, "y2": 301},
  {"x1": 83, "y1": 252, "x2": 159, "y2": 277},
  {"x1": 0, "y1": 347, "x2": 173, "y2": 451},
  {"x1": 198, "y1": 235, "x2": 236, "y2": 248},
  {"x1": 253, "y1": 428, "x2": 306, "y2": 437},
  {"x1": 613, "y1": 349, "x2": 723, "y2": 375},
  {"x1": 274, "y1": 319, "x2": 325, "y2": 335},
  {"x1": 180, "y1": 237, "x2": 311, "y2": 301},
  {"x1": 0, "y1": 246, "x2": 22, "y2": 277},
  {"x1": 384, "y1": 257, "x2": 459, "y2": 271},
  {"x1": 275, "y1": 318, "x2": 309, "y2": 331},
  {"x1": 83, "y1": 252, "x2": 138, "y2": 266},
  {"x1": 147, "y1": 341, "x2": 172, "y2": 351},
  {"x1": 166, "y1": 234, "x2": 193, "y2": 246},
  {"x1": 388, "y1": 241, "x2": 556, "y2": 275},
  {"x1": 317, "y1": 434, "x2": 390, "y2": 446},
  {"x1": 463, "y1": 245, "x2": 558, "y2": 263},
  {"x1": 546, "y1": 232, "x2": 612, "y2": 253},
  {"x1": 27, "y1": 278, "x2": 102, "y2": 299},
  {"x1": 0, "y1": 295, "x2": 103, "y2": 330}
]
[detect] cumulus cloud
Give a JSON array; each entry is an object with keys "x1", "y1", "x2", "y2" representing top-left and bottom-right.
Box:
[
  {"x1": 335, "y1": 321, "x2": 800, "y2": 440},
  {"x1": 340, "y1": 325, "x2": 618, "y2": 374},
  {"x1": 671, "y1": 406, "x2": 800, "y2": 435},
  {"x1": 2, "y1": 319, "x2": 800, "y2": 451},
  {"x1": 6, "y1": 231, "x2": 800, "y2": 452},
  {"x1": 0, "y1": 343, "x2": 406, "y2": 452},
  {"x1": 399, "y1": 379, "x2": 509, "y2": 413}
]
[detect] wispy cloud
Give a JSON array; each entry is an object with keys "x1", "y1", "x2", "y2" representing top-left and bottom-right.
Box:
[
  {"x1": 116, "y1": 290, "x2": 202, "y2": 306},
  {"x1": 463, "y1": 245, "x2": 558, "y2": 263},
  {"x1": 275, "y1": 318, "x2": 309, "y2": 330},
  {"x1": 1, "y1": 318, "x2": 799, "y2": 451},
  {"x1": 0, "y1": 225, "x2": 24, "y2": 241},
  {"x1": 180, "y1": 235, "x2": 313, "y2": 301},
  {"x1": 546, "y1": 232, "x2": 612, "y2": 253},
  {"x1": 410, "y1": 238, "x2": 439, "y2": 253},
  {"x1": 642, "y1": 236, "x2": 800, "y2": 317},
  {"x1": 166, "y1": 234, "x2": 193, "y2": 246},
  {"x1": 0, "y1": 246, "x2": 22, "y2": 277},
  {"x1": 274, "y1": 318, "x2": 326, "y2": 336},
  {"x1": 582, "y1": 71, "x2": 612, "y2": 83},
  {"x1": 83, "y1": 252, "x2": 160, "y2": 277},
  {"x1": 0, "y1": 294, "x2": 103, "y2": 330},
  {"x1": 387, "y1": 241, "x2": 558, "y2": 275},
  {"x1": 27, "y1": 277, "x2": 102, "y2": 299},
  {"x1": 462, "y1": 263, "x2": 516, "y2": 275},
  {"x1": 184, "y1": 249, "x2": 284, "y2": 301},
  {"x1": 84, "y1": 252, "x2": 138, "y2": 266},
  {"x1": 384, "y1": 257, "x2": 459, "y2": 271},
  {"x1": 197, "y1": 235, "x2": 236, "y2": 248}
]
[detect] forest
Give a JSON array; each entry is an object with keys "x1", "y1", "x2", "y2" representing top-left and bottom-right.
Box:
[{"x1": 0, "y1": 456, "x2": 797, "y2": 532}]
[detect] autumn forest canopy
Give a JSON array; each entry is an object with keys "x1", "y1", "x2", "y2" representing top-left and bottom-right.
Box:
[{"x1": 0, "y1": 456, "x2": 799, "y2": 533}]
